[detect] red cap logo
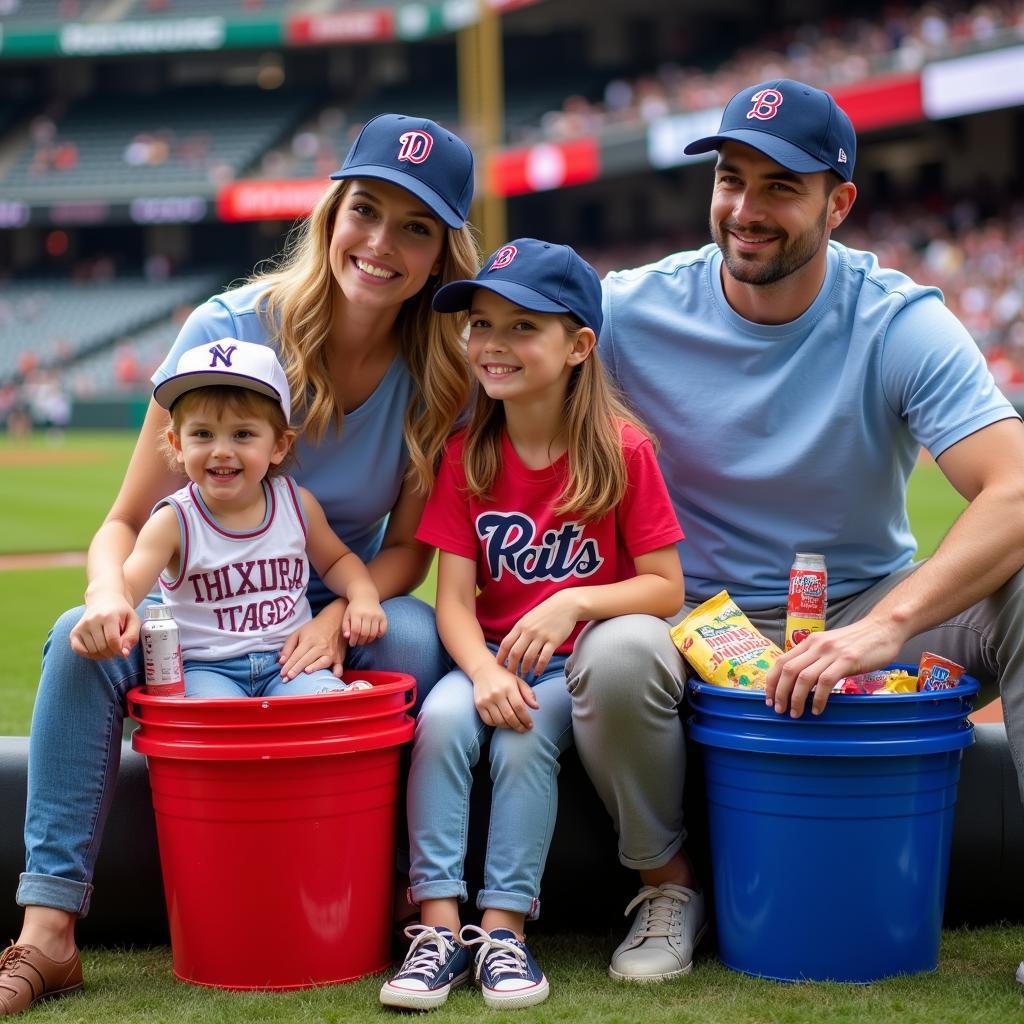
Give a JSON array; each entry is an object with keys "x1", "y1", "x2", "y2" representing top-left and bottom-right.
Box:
[
  {"x1": 489, "y1": 245, "x2": 518, "y2": 271},
  {"x1": 397, "y1": 130, "x2": 433, "y2": 164}
]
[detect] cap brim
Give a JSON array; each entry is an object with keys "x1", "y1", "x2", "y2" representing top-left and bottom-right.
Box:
[
  {"x1": 433, "y1": 280, "x2": 570, "y2": 316},
  {"x1": 683, "y1": 128, "x2": 831, "y2": 174},
  {"x1": 330, "y1": 165, "x2": 465, "y2": 228},
  {"x1": 154, "y1": 371, "x2": 282, "y2": 413}
]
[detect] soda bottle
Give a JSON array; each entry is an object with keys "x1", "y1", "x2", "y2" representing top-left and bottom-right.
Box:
[
  {"x1": 785, "y1": 553, "x2": 827, "y2": 651},
  {"x1": 141, "y1": 605, "x2": 185, "y2": 696}
]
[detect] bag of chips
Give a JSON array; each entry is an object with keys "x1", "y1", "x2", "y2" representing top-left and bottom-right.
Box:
[{"x1": 671, "y1": 590, "x2": 782, "y2": 689}]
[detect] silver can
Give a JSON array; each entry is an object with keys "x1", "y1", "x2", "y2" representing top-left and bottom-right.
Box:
[{"x1": 142, "y1": 605, "x2": 185, "y2": 696}]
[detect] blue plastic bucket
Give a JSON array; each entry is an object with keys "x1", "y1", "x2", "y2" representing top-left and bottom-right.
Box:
[{"x1": 686, "y1": 667, "x2": 978, "y2": 983}]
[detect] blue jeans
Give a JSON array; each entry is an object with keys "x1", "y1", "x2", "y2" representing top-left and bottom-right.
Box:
[
  {"x1": 407, "y1": 652, "x2": 573, "y2": 920},
  {"x1": 18, "y1": 595, "x2": 448, "y2": 916},
  {"x1": 183, "y1": 651, "x2": 352, "y2": 698}
]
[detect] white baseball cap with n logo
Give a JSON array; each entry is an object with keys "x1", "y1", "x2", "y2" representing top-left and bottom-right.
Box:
[{"x1": 153, "y1": 339, "x2": 291, "y2": 421}]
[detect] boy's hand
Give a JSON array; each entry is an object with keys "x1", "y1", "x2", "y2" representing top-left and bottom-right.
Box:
[
  {"x1": 497, "y1": 592, "x2": 577, "y2": 680},
  {"x1": 70, "y1": 590, "x2": 140, "y2": 660},
  {"x1": 472, "y1": 661, "x2": 539, "y2": 733},
  {"x1": 343, "y1": 599, "x2": 388, "y2": 646}
]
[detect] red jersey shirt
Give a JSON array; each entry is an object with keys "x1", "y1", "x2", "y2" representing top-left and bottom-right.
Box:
[{"x1": 417, "y1": 421, "x2": 683, "y2": 653}]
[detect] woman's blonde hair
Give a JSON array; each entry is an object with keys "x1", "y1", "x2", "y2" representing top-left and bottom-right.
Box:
[
  {"x1": 461, "y1": 315, "x2": 651, "y2": 523},
  {"x1": 249, "y1": 179, "x2": 479, "y2": 493}
]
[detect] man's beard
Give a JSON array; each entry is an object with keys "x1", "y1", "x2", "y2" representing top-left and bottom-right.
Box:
[{"x1": 712, "y1": 203, "x2": 828, "y2": 286}]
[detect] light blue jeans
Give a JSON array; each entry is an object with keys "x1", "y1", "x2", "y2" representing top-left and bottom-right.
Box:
[
  {"x1": 183, "y1": 650, "x2": 352, "y2": 698},
  {"x1": 18, "y1": 595, "x2": 448, "y2": 916},
  {"x1": 407, "y1": 652, "x2": 573, "y2": 920}
]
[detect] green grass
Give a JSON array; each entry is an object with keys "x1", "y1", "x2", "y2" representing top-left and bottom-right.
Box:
[
  {"x1": 17, "y1": 927, "x2": 1024, "y2": 1023},
  {"x1": 0, "y1": 431, "x2": 134, "y2": 553},
  {"x1": 4, "y1": 433, "x2": 1018, "y2": 1023}
]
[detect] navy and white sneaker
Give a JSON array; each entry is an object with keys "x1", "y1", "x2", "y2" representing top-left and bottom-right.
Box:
[
  {"x1": 460, "y1": 925, "x2": 550, "y2": 1009},
  {"x1": 379, "y1": 924, "x2": 472, "y2": 1010}
]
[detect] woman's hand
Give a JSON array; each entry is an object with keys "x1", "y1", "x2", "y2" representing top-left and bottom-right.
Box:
[
  {"x1": 70, "y1": 587, "x2": 141, "y2": 660},
  {"x1": 279, "y1": 599, "x2": 347, "y2": 680},
  {"x1": 472, "y1": 661, "x2": 540, "y2": 733},
  {"x1": 496, "y1": 592, "x2": 578, "y2": 680}
]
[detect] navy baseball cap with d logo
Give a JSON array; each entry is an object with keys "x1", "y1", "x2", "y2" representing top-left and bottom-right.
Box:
[
  {"x1": 684, "y1": 79, "x2": 856, "y2": 181},
  {"x1": 432, "y1": 237, "x2": 603, "y2": 335},
  {"x1": 331, "y1": 113, "x2": 474, "y2": 228}
]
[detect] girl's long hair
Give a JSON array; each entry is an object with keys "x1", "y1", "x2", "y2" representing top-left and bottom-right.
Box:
[
  {"x1": 462, "y1": 317, "x2": 650, "y2": 522},
  {"x1": 248, "y1": 179, "x2": 479, "y2": 493}
]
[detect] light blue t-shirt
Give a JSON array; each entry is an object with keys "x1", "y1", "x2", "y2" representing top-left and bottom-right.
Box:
[
  {"x1": 600, "y1": 240, "x2": 1018, "y2": 610},
  {"x1": 152, "y1": 280, "x2": 414, "y2": 611}
]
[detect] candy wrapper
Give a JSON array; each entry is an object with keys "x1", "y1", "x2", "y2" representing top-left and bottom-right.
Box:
[
  {"x1": 832, "y1": 669, "x2": 917, "y2": 695},
  {"x1": 671, "y1": 590, "x2": 782, "y2": 689},
  {"x1": 917, "y1": 652, "x2": 964, "y2": 691}
]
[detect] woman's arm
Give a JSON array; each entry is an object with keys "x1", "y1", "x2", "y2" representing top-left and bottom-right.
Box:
[
  {"x1": 498, "y1": 545, "x2": 685, "y2": 680},
  {"x1": 436, "y1": 551, "x2": 538, "y2": 733},
  {"x1": 366, "y1": 475, "x2": 436, "y2": 599},
  {"x1": 299, "y1": 487, "x2": 386, "y2": 645},
  {"x1": 69, "y1": 399, "x2": 182, "y2": 659}
]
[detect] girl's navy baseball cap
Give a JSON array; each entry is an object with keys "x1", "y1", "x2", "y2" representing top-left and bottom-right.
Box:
[
  {"x1": 432, "y1": 237, "x2": 603, "y2": 335},
  {"x1": 330, "y1": 113, "x2": 474, "y2": 228},
  {"x1": 684, "y1": 79, "x2": 856, "y2": 181}
]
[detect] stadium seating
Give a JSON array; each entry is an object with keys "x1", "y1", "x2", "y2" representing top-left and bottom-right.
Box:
[{"x1": 0, "y1": 270, "x2": 228, "y2": 382}]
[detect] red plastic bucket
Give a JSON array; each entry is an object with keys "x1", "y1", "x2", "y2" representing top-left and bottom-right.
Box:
[{"x1": 128, "y1": 671, "x2": 415, "y2": 990}]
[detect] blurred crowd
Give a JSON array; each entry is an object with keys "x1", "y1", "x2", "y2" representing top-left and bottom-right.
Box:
[{"x1": 531, "y1": 0, "x2": 1024, "y2": 142}]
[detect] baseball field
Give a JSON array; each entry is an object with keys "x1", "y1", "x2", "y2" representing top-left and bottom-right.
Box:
[{"x1": 3, "y1": 429, "x2": 1022, "y2": 1022}]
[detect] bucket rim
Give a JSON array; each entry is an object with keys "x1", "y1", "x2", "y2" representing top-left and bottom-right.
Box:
[{"x1": 687, "y1": 664, "x2": 979, "y2": 704}]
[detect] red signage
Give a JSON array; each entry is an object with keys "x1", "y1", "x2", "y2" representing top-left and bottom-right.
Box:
[
  {"x1": 287, "y1": 11, "x2": 394, "y2": 45},
  {"x1": 832, "y1": 74, "x2": 923, "y2": 132},
  {"x1": 217, "y1": 180, "x2": 332, "y2": 222},
  {"x1": 488, "y1": 138, "x2": 600, "y2": 197}
]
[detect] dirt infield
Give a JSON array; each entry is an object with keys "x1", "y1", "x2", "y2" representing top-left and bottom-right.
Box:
[
  {"x1": 0, "y1": 449, "x2": 106, "y2": 466},
  {"x1": 0, "y1": 551, "x2": 86, "y2": 570}
]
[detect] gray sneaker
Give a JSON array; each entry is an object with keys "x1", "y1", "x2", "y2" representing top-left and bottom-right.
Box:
[
  {"x1": 1016, "y1": 961, "x2": 1024, "y2": 985},
  {"x1": 608, "y1": 884, "x2": 707, "y2": 982}
]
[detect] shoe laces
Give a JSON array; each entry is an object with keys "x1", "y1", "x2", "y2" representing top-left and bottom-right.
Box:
[
  {"x1": 396, "y1": 925, "x2": 456, "y2": 977},
  {"x1": 0, "y1": 945, "x2": 25, "y2": 973},
  {"x1": 459, "y1": 926, "x2": 528, "y2": 982},
  {"x1": 623, "y1": 885, "x2": 689, "y2": 939}
]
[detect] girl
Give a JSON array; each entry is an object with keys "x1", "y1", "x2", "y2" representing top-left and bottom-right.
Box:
[
  {"x1": 380, "y1": 238, "x2": 685, "y2": 1011},
  {"x1": 82, "y1": 340, "x2": 387, "y2": 698},
  {"x1": 5, "y1": 113, "x2": 477, "y2": 1016}
]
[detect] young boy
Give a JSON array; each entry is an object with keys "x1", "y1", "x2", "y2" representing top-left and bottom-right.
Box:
[{"x1": 74, "y1": 338, "x2": 387, "y2": 697}]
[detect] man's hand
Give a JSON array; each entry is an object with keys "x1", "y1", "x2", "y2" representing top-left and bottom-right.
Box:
[{"x1": 764, "y1": 616, "x2": 906, "y2": 717}]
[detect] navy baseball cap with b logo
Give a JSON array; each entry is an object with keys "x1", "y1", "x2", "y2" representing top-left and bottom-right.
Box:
[
  {"x1": 432, "y1": 238, "x2": 603, "y2": 335},
  {"x1": 684, "y1": 79, "x2": 856, "y2": 181},
  {"x1": 330, "y1": 113, "x2": 474, "y2": 228}
]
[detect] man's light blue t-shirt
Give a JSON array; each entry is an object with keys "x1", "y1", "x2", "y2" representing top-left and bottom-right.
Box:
[
  {"x1": 152, "y1": 280, "x2": 414, "y2": 610},
  {"x1": 600, "y1": 240, "x2": 1018, "y2": 610}
]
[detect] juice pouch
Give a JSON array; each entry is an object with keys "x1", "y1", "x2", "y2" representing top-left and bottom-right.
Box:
[{"x1": 671, "y1": 590, "x2": 783, "y2": 690}]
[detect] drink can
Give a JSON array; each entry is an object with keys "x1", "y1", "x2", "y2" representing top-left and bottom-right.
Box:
[
  {"x1": 142, "y1": 605, "x2": 185, "y2": 696},
  {"x1": 785, "y1": 552, "x2": 827, "y2": 651}
]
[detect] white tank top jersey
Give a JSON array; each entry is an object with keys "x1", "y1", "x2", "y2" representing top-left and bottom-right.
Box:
[{"x1": 156, "y1": 475, "x2": 313, "y2": 661}]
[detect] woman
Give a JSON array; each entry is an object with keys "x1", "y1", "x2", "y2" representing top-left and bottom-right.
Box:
[{"x1": 0, "y1": 113, "x2": 479, "y2": 1018}]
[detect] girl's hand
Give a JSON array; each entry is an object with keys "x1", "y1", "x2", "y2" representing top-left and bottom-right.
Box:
[
  {"x1": 472, "y1": 661, "x2": 540, "y2": 733},
  {"x1": 70, "y1": 588, "x2": 140, "y2": 660},
  {"x1": 343, "y1": 599, "x2": 388, "y2": 646},
  {"x1": 279, "y1": 600, "x2": 347, "y2": 681},
  {"x1": 497, "y1": 592, "x2": 578, "y2": 680}
]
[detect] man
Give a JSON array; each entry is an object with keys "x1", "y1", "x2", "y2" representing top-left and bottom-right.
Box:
[{"x1": 566, "y1": 78, "x2": 1024, "y2": 983}]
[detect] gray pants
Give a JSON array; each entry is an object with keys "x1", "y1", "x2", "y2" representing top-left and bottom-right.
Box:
[{"x1": 565, "y1": 561, "x2": 1024, "y2": 871}]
